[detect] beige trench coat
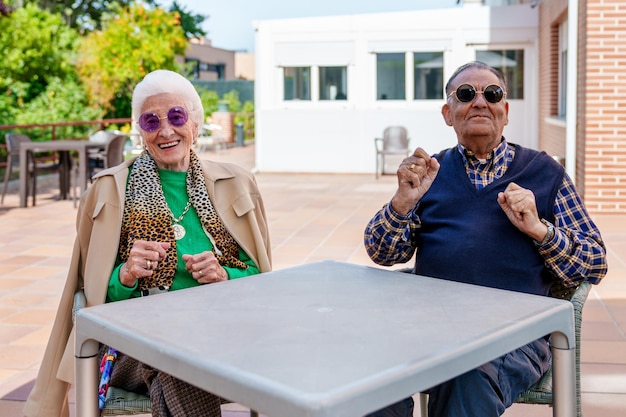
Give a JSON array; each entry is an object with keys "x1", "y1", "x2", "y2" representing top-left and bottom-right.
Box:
[{"x1": 24, "y1": 157, "x2": 272, "y2": 417}]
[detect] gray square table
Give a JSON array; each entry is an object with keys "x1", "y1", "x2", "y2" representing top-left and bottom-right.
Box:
[
  {"x1": 18, "y1": 139, "x2": 103, "y2": 207},
  {"x1": 75, "y1": 260, "x2": 576, "y2": 417}
]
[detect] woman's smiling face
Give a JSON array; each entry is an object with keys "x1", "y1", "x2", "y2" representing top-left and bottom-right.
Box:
[{"x1": 139, "y1": 93, "x2": 198, "y2": 171}]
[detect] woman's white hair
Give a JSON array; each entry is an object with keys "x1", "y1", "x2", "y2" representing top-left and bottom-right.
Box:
[{"x1": 131, "y1": 70, "x2": 204, "y2": 137}]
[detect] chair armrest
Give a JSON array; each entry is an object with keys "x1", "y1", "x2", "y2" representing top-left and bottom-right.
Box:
[
  {"x1": 73, "y1": 289, "x2": 87, "y2": 324},
  {"x1": 374, "y1": 137, "x2": 383, "y2": 151},
  {"x1": 571, "y1": 281, "x2": 592, "y2": 313}
]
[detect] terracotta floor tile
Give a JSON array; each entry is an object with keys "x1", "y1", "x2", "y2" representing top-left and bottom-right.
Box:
[
  {"x1": 580, "y1": 393, "x2": 626, "y2": 417},
  {"x1": 0, "y1": 256, "x2": 45, "y2": 266},
  {"x1": 11, "y1": 326, "x2": 52, "y2": 346},
  {"x1": 0, "y1": 265, "x2": 22, "y2": 275},
  {"x1": 0, "y1": 399, "x2": 26, "y2": 416},
  {"x1": 0, "y1": 324, "x2": 41, "y2": 344},
  {"x1": 0, "y1": 345, "x2": 45, "y2": 370},
  {"x1": 0, "y1": 369, "x2": 20, "y2": 386},
  {"x1": 582, "y1": 321, "x2": 625, "y2": 340},
  {"x1": 581, "y1": 340, "x2": 626, "y2": 364},
  {"x1": 10, "y1": 266, "x2": 65, "y2": 281},
  {"x1": 0, "y1": 293, "x2": 50, "y2": 309},
  {"x1": 581, "y1": 363, "x2": 626, "y2": 394},
  {"x1": 0, "y1": 279, "x2": 29, "y2": 290},
  {"x1": 4, "y1": 309, "x2": 56, "y2": 326}
]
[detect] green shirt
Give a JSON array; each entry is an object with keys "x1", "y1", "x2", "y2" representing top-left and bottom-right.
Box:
[{"x1": 108, "y1": 168, "x2": 259, "y2": 301}]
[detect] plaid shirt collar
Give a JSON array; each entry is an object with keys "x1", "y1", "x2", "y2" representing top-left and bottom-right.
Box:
[{"x1": 456, "y1": 138, "x2": 514, "y2": 190}]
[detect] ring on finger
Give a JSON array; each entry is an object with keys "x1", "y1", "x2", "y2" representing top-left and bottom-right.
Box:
[
  {"x1": 146, "y1": 259, "x2": 152, "y2": 270},
  {"x1": 198, "y1": 270, "x2": 203, "y2": 276},
  {"x1": 409, "y1": 163, "x2": 416, "y2": 171}
]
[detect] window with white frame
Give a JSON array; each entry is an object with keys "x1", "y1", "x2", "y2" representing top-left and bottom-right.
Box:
[
  {"x1": 319, "y1": 66, "x2": 347, "y2": 100},
  {"x1": 414, "y1": 52, "x2": 444, "y2": 100},
  {"x1": 558, "y1": 18, "x2": 568, "y2": 118},
  {"x1": 377, "y1": 53, "x2": 405, "y2": 100},
  {"x1": 476, "y1": 50, "x2": 524, "y2": 99},
  {"x1": 283, "y1": 67, "x2": 311, "y2": 100}
]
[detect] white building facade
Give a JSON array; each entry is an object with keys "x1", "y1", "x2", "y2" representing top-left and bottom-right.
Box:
[{"x1": 254, "y1": 4, "x2": 539, "y2": 174}]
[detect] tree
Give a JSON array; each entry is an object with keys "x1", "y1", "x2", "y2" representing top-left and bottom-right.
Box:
[
  {"x1": 168, "y1": 1, "x2": 206, "y2": 39},
  {"x1": 24, "y1": 1, "x2": 157, "y2": 31},
  {"x1": 0, "y1": 3, "x2": 80, "y2": 124},
  {"x1": 75, "y1": 3, "x2": 187, "y2": 116},
  {"x1": 17, "y1": 1, "x2": 207, "y2": 39}
]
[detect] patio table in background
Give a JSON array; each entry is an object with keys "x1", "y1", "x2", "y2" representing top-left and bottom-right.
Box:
[
  {"x1": 18, "y1": 139, "x2": 104, "y2": 207},
  {"x1": 75, "y1": 260, "x2": 576, "y2": 417}
]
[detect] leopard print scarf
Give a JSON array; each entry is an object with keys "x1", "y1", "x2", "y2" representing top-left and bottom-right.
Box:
[{"x1": 119, "y1": 150, "x2": 247, "y2": 291}]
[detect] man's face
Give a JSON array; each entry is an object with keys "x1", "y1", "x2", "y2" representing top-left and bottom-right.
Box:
[{"x1": 441, "y1": 67, "x2": 509, "y2": 149}]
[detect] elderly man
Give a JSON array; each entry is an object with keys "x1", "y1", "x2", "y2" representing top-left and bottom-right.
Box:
[{"x1": 363, "y1": 61, "x2": 607, "y2": 417}]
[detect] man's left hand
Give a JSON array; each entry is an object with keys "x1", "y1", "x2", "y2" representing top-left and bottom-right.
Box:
[{"x1": 497, "y1": 182, "x2": 549, "y2": 242}]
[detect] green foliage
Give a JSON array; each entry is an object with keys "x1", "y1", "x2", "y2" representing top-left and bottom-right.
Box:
[
  {"x1": 75, "y1": 3, "x2": 188, "y2": 115},
  {"x1": 196, "y1": 88, "x2": 255, "y2": 140},
  {"x1": 20, "y1": 1, "x2": 205, "y2": 37},
  {"x1": 23, "y1": 1, "x2": 158, "y2": 31},
  {"x1": 15, "y1": 77, "x2": 104, "y2": 141},
  {"x1": 198, "y1": 88, "x2": 220, "y2": 120},
  {"x1": 0, "y1": 3, "x2": 79, "y2": 104},
  {"x1": 0, "y1": 91, "x2": 17, "y2": 126},
  {"x1": 236, "y1": 101, "x2": 255, "y2": 140},
  {"x1": 221, "y1": 90, "x2": 242, "y2": 113}
]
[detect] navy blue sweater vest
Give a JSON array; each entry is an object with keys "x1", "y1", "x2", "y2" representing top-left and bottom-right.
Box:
[{"x1": 414, "y1": 144, "x2": 565, "y2": 296}]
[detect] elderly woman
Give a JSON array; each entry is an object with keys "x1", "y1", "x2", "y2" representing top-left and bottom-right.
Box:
[{"x1": 24, "y1": 70, "x2": 272, "y2": 417}]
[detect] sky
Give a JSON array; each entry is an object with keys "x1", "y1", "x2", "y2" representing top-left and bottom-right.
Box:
[{"x1": 170, "y1": 0, "x2": 460, "y2": 53}]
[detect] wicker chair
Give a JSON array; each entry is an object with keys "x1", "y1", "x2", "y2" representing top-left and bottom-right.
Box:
[
  {"x1": 73, "y1": 290, "x2": 260, "y2": 416},
  {"x1": 514, "y1": 280, "x2": 591, "y2": 417},
  {"x1": 412, "y1": 278, "x2": 591, "y2": 417}
]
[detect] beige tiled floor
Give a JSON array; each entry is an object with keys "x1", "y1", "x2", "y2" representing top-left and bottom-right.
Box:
[{"x1": 0, "y1": 144, "x2": 624, "y2": 417}]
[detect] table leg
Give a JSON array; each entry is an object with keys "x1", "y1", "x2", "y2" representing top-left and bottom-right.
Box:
[
  {"x1": 75, "y1": 337, "x2": 100, "y2": 417},
  {"x1": 551, "y1": 333, "x2": 576, "y2": 417},
  {"x1": 18, "y1": 147, "x2": 28, "y2": 207},
  {"x1": 58, "y1": 151, "x2": 71, "y2": 200}
]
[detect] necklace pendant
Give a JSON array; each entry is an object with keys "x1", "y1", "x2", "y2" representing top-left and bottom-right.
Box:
[{"x1": 173, "y1": 223, "x2": 186, "y2": 240}]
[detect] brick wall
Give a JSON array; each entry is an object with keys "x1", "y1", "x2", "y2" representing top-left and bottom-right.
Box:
[
  {"x1": 583, "y1": 0, "x2": 626, "y2": 213},
  {"x1": 539, "y1": 0, "x2": 626, "y2": 214}
]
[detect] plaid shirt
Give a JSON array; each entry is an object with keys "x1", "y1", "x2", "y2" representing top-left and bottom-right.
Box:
[{"x1": 364, "y1": 140, "x2": 607, "y2": 287}]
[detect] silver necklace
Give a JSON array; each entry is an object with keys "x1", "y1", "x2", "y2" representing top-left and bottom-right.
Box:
[{"x1": 168, "y1": 200, "x2": 192, "y2": 240}]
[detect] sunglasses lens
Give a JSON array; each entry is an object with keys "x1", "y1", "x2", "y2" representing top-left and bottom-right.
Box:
[
  {"x1": 167, "y1": 107, "x2": 188, "y2": 127},
  {"x1": 138, "y1": 107, "x2": 188, "y2": 132},
  {"x1": 138, "y1": 113, "x2": 161, "y2": 132},
  {"x1": 455, "y1": 85, "x2": 476, "y2": 102},
  {"x1": 484, "y1": 85, "x2": 504, "y2": 103}
]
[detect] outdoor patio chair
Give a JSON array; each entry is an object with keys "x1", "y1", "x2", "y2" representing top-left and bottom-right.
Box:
[
  {"x1": 374, "y1": 126, "x2": 410, "y2": 178},
  {"x1": 71, "y1": 131, "x2": 127, "y2": 207},
  {"x1": 1, "y1": 132, "x2": 63, "y2": 206},
  {"x1": 84, "y1": 130, "x2": 127, "y2": 176},
  {"x1": 73, "y1": 289, "x2": 260, "y2": 416},
  {"x1": 404, "y1": 270, "x2": 591, "y2": 417}
]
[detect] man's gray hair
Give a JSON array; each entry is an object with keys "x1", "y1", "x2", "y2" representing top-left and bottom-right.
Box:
[
  {"x1": 445, "y1": 61, "x2": 508, "y2": 95},
  {"x1": 131, "y1": 70, "x2": 204, "y2": 137}
]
